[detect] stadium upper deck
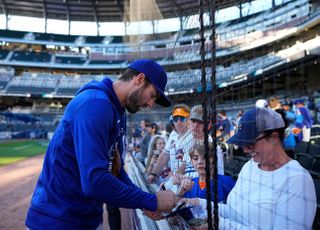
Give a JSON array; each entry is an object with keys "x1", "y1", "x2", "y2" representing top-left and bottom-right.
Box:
[
  {"x1": 0, "y1": 0, "x2": 255, "y2": 22},
  {"x1": 0, "y1": 0, "x2": 318, "y2": 71},
  {"x1": 0, "y1": 0, "x2": 319, "y2": 108},
  {"x1": 0, "y1": 0, "x2": 317, "y2": 53}
]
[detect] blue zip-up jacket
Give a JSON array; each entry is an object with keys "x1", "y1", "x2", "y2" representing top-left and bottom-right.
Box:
[{"x1": 26, "y1": 78, "x2": 157, "y2": 230}]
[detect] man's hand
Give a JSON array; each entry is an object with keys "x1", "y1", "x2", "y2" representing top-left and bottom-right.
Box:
[
  {"x1": 178, "y1": 177, "x2": 194, "y2": 196},
  {"x1": 156, "y1": 190, "x2": 179, "y2": 212},
  {"x1": 143, "y1": 210, "x2": 164, "y2": 220}
]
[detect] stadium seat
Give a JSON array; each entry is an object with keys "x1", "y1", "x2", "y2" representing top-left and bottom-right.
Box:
[
  {"x1": 295, "y1": 142, "x2": 309, "y2": 154},
  {"x1": 311, "y1": 137, "x2": 320, "y2": 146},
  {"x1": 309, "y1": 156, "x2": 320, "y2": 179},
  {"x1": 224, "y1": 158, "x2": 246, "y2": 179},
  {"x1": 307, "y1": 144, "x2": 320, "y2": 157},
  {"x1": 224, "y1": 158, "x2": 240, "y2": 176},
  {"x1": 296, "y1": 153, "x2": 315, "y2": 170},
  {"x1": 311, "y1": 125, "x2": 320, "y2": 136}
]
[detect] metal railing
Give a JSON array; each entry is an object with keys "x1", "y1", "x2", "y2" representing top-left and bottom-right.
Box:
[{"x1": 125, "y1": 154, "x2": 172, "y2": 230}]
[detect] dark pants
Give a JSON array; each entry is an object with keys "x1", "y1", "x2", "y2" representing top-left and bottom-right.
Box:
[{"x1": 106, "y1": 204, "x2": 121, "y2": 230}]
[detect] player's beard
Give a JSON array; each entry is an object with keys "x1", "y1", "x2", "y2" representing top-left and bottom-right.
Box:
[{"x1": 126, "y1": 87, "x2": 145, "y2": 113}]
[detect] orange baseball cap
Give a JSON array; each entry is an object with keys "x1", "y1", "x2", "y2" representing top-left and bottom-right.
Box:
[{"x1": 172, "y1": 108, "x2": 190, "y2": 118}]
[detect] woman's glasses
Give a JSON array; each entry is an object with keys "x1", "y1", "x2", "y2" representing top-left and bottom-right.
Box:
[
  {"x1": 172, "y1": 116, "x2": 187, "y2": 123},
  {"x1": 255, "y1": 134, "x2": 271, "y2": 142},
  {"x1": 245, "y1": 133, "x2": 273, "y2": 149}
]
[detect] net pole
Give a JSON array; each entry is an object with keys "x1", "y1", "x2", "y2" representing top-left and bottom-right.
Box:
[
  {"x1": 208, "y1": 0, "x2": 219, "y2": 229},
  {"x1": 199, "y1": 0, "x2": 213, "y2": 229}
]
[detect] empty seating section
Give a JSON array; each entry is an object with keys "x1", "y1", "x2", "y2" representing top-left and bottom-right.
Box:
[
  {"x1": 0, "y1": 67, "x2": 14, "y2": 90},
  {"x1": 0, "y1": 74, "x2": 11, "y2": 90},
  {"x1": 0, "y1": 0, "x2": 314, "y2": 57},
  {"x1": 178, "y1": 0, "x2": 309, "y2": 49},
  {"x1": 0, "y1": 50, "x2": 9, "y2": 60},
  {"x1": 6, "y1": 72, "x2": 57, "y2": 94},
  {"x1": 0, "y1": 29, "x2": 26, "y2": 39},
  {"x1": 0, "y1": 1, "x2": 312, "y2": 69},
  {"x1": 85, "y1": 36, "x2": 105, "y2": 44},
  {"x1": 169, "y1": 34, "x2": 316, "y2": 85},
  {"x1": 11, "y1": 51, "x2": 51, "y2": 62},
  {"x1": 34, "y1": 33, "x2": 77, "y2": 43},
  {"x1": 0, "y1": 0, "x2": 316, "y2": 89},
  {"x1": 216, "y1": 54, "x2": 283, "y2": 85},
  {"x1": 0, "y1": 110, "x2": 62, "y2": 134},
  {"x1": 217, "y1": 0, "x2": 309, "y2": 47},
  {"x1": 111, "y1": 36, "x2": 123, "y2": 43},
  {"x1": 89, "y1": 60, "x2": 125, "y2": 65},
  {"x1": 166, "y1": 52, "x2": 284, "y2": 92},
  {"x1": 56, "y1": 74, "x2": 116, "y2": 95},
  {"x1": 1, "y1": 30, "x2": 298, "y2": 94},
  {"x1": 55, "y1": 56, "x2": 86, "y2": 64},
  {"x1": 1, "y1": 30, "x2": 318, "y2": 94},
  {"x1": 80, "y1": 74, "x2": 108, "y2": 81},
  {"x1": 2, "y1": 71, "x2": 115, "y2": 96},
  {"x1": 177, "y1": 33, "x2": 320, "y2": 89},
  {"x1": 57, "y1": 75, "x2": 93, "y2": 95},
  {"x1": 167, "y1": 69, "x2": 202, "y2": 92}
]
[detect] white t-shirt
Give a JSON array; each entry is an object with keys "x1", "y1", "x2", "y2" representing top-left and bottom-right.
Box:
[
  {"x1": 218, "y1": 159, "x2": 317, "y2": 229},
  {"x1": 164, "y1": 130, "x2": 193, "y2": 174},
  {"x1": 163, "y1": 130, "x2": 193, "y2": 193}
]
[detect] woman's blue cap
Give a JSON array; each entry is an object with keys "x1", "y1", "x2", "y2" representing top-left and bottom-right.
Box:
[
  {"x1": 129, "y1": 59, "x2": 171, "y2": 107},
  {"x1": 227, "y1": 107, "x2": 285, "y2": 147}
]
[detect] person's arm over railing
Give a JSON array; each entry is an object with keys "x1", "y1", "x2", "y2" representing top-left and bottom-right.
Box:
[{"x1": 147, "y1": 150, "x2": 170, "y2": 184}]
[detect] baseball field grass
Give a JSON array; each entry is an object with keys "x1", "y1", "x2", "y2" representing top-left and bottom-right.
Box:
[{"x1": 0, "y1": 139, "x2": 48, "y2": 166}]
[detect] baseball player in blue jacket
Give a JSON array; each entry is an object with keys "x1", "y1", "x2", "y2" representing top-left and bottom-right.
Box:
[{"x1": 26, "y1": 60, "x2": 178, "y2": 229}]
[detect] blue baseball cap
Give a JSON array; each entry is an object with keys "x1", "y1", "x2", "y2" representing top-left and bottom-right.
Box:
[
  {"x1": 128, "y1": 59, "x2": 171, "y2": 107},
  {"x1": 293, "y1": 99, "x2": 304, "y2": 105},
  {"x1": 227, "y1": 107, "x2": 285, "y2": 147}
]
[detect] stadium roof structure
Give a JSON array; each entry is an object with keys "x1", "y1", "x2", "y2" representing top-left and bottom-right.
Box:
[{"x1": 1, "y1": 0, "x2": 251, "y2": 22}]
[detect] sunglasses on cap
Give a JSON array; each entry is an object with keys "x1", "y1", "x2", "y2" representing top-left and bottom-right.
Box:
[{"x1": 173, "y1": 116, "x2": 187, "y2": 123}]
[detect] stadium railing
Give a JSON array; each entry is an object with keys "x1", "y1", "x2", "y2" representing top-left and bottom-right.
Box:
[{"x1": 125, "y1": 154, "x2": 172, "y2": 230}]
